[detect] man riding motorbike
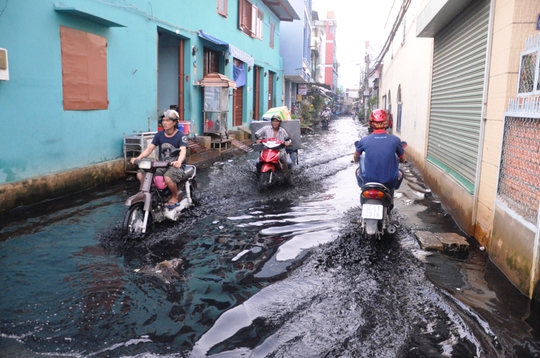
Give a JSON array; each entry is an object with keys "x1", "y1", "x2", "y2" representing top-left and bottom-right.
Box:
[
  {"x1": 352, "y1": 109, "x2": 406, "y2": 191},
  {"x1": 255, "y1": 115, "x2": 294, "y2": 169},
  {"x1": 130, "y1": 109, "x2": 188, "y2": 209},
  {"x1": 322, "y1": 107, "x2": 331, "y2": 118}
]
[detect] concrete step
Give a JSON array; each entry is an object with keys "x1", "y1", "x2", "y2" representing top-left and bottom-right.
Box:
[{"x1": 414, "y1": 231, "x2": 469, "y2": 252}]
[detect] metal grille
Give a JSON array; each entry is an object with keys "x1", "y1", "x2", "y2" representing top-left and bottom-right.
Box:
[
  {"x1": 518, "y1": 52, "x2": 537, "y2": 93},
  {"x1": 498, "y1": 116, "x2": 540, "y2": 223}
]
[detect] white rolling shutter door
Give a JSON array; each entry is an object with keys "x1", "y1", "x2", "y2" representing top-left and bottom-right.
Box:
[{"x1": 427, "y1": 0, "x2": 490, "y2": 191}]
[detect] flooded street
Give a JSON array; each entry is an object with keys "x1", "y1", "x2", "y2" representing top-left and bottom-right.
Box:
[{"x1": 1, "y1": 117, "x2": 540, "y2": 357}]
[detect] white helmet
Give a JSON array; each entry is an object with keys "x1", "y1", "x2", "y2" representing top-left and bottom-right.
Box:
[{"x1": 162, "y1": 109, "x2": 179, "y2": 121}]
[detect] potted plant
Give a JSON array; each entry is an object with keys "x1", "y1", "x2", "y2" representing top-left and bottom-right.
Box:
[
  {"x1": 299, "y1": 100, "x2": 312, "y2": 134},
  {"x1": 310, "y1": 93, "x2": 325, "y2": 124}
]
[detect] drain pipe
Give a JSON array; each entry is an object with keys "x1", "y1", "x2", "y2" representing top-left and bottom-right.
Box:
[{"x1": 471, "y1": 0, "x2": 495, "y2": 235}]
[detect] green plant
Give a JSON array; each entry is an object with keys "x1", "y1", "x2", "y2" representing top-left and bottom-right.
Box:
[
  {"x1": 311, "y1": 93, "x2": 324, "y2": 119},
  {"x1": 300, "y1": 100, "x2": 312, "y2": 123},
  {"x1": 369, "y1": 96, "x2": 379, "y2": 110}
]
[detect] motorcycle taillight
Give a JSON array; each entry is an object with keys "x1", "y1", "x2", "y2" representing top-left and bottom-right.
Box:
[{"x1": 362, "y1": 189, "x2": 385, "y2": 199}]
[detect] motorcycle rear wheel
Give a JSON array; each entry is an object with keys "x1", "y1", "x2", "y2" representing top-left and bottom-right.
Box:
[
  {"x1": 362, "y1": 219, "x2": 382, "y2": 241},
  {"x1": 122, "y1": 203, "x2": 153, "y2": 236}
]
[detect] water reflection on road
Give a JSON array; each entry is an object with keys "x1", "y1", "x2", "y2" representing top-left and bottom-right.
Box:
[{"x1": 0, "y1": 117, "x2": 539, "y2": 357}]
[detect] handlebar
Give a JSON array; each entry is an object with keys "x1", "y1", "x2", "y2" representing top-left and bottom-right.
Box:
[{"x1": 133, "y1": 158, "x2": 171, "y2": 169}]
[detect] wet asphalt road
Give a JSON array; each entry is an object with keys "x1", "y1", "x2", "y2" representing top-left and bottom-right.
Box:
[{"x1": 1, "y1": 116, "x2": 540, "y2": 357}]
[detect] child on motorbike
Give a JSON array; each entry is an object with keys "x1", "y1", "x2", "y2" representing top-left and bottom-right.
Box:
[{"x1": 130, "y1": 109, "x2": 188, "y2": 209}]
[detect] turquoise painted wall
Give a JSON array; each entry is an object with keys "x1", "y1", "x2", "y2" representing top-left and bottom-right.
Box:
[{"x1": 0, "y1": 0, "x2": 285, "y2": 185}]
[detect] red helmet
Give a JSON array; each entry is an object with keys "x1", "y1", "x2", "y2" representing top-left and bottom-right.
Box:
[{"x1": 369, "y1": 109, "x2": 388, "y2": 129}]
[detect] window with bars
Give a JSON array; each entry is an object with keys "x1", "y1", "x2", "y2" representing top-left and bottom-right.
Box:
[
  {"x1": 239, "y1": 0, "x2": 263, "y2": 39},
  {"x1": 517, "y1": 34, "x2": 540, "y2": 95}
]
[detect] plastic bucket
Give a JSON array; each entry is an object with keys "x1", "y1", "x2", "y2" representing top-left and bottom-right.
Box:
[{"x1": 178, "y1": 121, "x2": 191, "y2": 134}]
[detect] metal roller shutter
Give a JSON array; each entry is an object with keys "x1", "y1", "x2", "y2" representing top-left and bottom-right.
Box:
[{"x1": 427, "y1": 0, "x2": 490, "y2": 192}]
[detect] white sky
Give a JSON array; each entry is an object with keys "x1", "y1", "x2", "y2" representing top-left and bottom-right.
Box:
[{"x1": 312, "y1": 0, "x2": 397, "y2": 89}]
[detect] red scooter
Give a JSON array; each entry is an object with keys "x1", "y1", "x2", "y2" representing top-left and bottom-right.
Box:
[{"x1": 256, "y1": 138, "x2": 290, "y2": 191}]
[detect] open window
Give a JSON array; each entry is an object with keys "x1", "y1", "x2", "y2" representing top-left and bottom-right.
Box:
[
  {"x1": 239, "y1": 0, "x2": 263, "y2": 39},
  {"x1": 217, "y1": 0, "x2": 228, "y2": 18}
]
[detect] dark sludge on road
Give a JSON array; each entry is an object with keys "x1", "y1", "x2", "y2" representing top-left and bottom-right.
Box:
[{"x1": 0, "y1": 116, "x2": 539, "y2": 357}]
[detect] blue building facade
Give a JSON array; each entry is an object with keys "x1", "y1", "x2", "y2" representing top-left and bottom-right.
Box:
[
  {"x1": 0, "y1": 0, "x2": 298, "y2": 212},
  {"x1": 280, "y1": 0, "x2": 312, "y2": 114}
]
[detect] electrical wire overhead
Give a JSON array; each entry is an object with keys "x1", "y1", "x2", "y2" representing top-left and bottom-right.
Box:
[{"x1": 369, "y1": 0, "x2": 412, "y2": 76}]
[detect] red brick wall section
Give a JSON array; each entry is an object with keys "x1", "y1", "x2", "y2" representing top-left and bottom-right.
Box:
[{"x1": 498, "y1": 116, "x2": 540, "y2": 223}]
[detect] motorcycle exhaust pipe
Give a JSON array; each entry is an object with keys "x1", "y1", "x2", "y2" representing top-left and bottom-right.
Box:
[{"x1": 386, "y1": 224, "x2": 397, "y2": 235}]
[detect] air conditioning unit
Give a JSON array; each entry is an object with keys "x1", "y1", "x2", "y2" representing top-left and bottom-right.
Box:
[{"x1": 0, "y1": 48, "x2": 9, "y2": 81}]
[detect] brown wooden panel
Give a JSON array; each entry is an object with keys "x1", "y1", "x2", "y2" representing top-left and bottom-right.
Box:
[
  {"x1": 267, "y1": 71, "x2": 274, "y2": 109},
  {"x1": 60, "y1": 26, "x2": 107, "y2": 110},
  {"x1": 233, "y1": 88, "x2": 243, "y2": 126},
  {"x1": 253, "y1": 67, "x2": 260, "y2": 120}
]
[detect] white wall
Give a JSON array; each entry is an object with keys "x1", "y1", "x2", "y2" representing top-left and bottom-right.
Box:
[{"x1": 379, "y1": 0, "x2": 433, "y2": 165}]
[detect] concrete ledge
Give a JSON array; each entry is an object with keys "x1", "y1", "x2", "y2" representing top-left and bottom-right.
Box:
[
  {"x1": 0, "y1": 141, "x2": 253, "y2": 214},
  {"x1": 414, "y1": 230, "x2": 469, "y2": 252},
  {"x1": 195, "y1": 136, "x2": 212, "y2": 150},
  {"x1": 415, "y1": 231, "x2": 444, "y2": 251},
  {"x1": 0, "y1": 159, "x2": 125, "y2": 214},
  {"x1": 187, "y1": 149, "x2": 222, "y2": 167},
  {"x1": 436, "y1": 232, "x2": 470, "y2": 252}
]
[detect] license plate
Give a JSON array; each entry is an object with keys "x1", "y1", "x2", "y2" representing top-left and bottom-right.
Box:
[{"x1": 362, "y1": 204, "x2": 383, "y2": 219}]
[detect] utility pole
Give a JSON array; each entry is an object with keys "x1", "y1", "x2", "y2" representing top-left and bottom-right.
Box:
[
  {"x1": 363, "y1": 41, "x2": 371, "y2": 122},
  {"x1": 357, "y1": 64, "x2": 362, "y2": 120}
]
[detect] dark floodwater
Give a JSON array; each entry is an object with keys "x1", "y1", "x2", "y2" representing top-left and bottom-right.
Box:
[{"x1": 1, "y1": 117, "x2": 539, "y2": 357}]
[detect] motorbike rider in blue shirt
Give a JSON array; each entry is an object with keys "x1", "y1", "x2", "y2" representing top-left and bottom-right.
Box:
[{"x1": 352, "y1": 109, "x2": 406, "y2": 189}]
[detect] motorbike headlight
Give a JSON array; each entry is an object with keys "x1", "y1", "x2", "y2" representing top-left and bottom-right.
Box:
[{"x1": 138, "y1": 160, "x2": 152, "y2": 169}]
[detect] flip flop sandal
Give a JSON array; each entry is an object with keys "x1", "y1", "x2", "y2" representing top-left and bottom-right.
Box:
[{"x1": 165, "y1": 202, "x2": 181, "y2": 209}]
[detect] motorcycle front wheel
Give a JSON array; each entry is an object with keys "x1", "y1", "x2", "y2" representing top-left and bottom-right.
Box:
[
  {"x1": 258, "y1": 171, "x2": 273, "y2": 192},
  {"x1": 122, "y1": 203, "x2": 153, "y2": 236},
  {"x1": 188, "y1": 181, "x2": 200, "y2": 206}
]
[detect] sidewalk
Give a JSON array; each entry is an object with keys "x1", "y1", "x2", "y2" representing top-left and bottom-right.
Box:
[
  {"x1": 186, "y1": 135, "x2": 254, "y2": 167},
  {"x1": 0, "y1": 135, "x2": 254, "y2": 215}
]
